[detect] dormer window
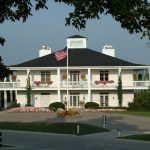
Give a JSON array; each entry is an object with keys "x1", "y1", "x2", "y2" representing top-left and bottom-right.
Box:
[
  {"x1": 67, "y1": 35, "x2": 87, "y2": 49},
  {"x1": 70, "y1": 40, "x2": 83, "y2": 48}
]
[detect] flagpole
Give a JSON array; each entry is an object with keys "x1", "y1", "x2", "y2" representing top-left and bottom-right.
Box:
[{"x1": 66, "y1": 46, "x2": 69, "y2": 110}]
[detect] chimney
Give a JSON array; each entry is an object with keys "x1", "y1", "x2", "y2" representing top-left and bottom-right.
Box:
[
  {"x1": 102, "y1": 45, "x2": 115, "y2": 57},
  {"x1": 39, "y1": 46, "x2": 51, "y2": 57}
]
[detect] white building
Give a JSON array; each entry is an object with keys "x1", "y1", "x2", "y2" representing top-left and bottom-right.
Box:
[{"x1": 0, "y1": 35, "x2": 150, "y2": 108}]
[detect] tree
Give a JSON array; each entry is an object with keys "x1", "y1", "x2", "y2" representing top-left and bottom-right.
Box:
[
  {"x1": 117, "y1": 75, "x2": 123, "y2": 107},
  {"x1": 0, "y1": 56, "x2": 12, "y2": 80},
  {"x1": 26, "y1": 74, "x2": 32, "y2": 106},
  {"x1": 0, "y1": 0, "x2": 150, "y2": 46},
  {"x1": 128, "y1": 90, "x2": 150, "y2": 110}
]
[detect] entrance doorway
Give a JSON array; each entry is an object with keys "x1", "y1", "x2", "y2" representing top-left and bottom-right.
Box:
[
  {"x1": 70, "y1": 93, "x2": 80, "y2": 107},
  {"x1": 100, "y1": 94, "x2": 109, "y2": 107}
]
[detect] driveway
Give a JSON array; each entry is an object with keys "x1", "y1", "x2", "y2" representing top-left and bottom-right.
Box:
[
  {"x1": 0, "y1": 110, "x2": 150, "y2": 131},
  {"x1": 0, "y1": 130, "x2": 150, "y2": 150}
]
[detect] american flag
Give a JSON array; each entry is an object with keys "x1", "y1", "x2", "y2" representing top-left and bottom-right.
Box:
[{"x1": 54, "y1": 48, "x2": 67, "y2": 61}]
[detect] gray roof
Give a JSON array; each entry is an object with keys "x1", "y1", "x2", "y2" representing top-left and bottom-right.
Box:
[
  {"x1": 11, "y1": 48, "x2": 142, "y2": 67},
  {"x1": 67, "y1": 35, "x2": 86, "y2": 39}
]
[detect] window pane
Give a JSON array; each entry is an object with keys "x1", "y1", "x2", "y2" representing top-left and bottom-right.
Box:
[
  {"x1": 41, "y1": 71, "x2": 50, "y2": 82},
  {"x1": 105, "y1": 96, "x2": 109, "y2": 107},
  {"x1": 100, "y1": 76, "x2": 104, "y2": 81},
  {"x1": 100, "y1": 96, "x2": 104, "y2": 106}
]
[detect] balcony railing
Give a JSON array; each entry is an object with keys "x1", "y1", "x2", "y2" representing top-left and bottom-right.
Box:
[
  {"x1": 60, "y1": 81, "x2": 88, "y2": 88},
  {"x1": 0, "y1": 81, "x2": 150, "y2": 89}
]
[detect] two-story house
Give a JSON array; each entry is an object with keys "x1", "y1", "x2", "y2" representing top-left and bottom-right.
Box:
[{"x1": 0, "y1": 35, "x2": 150, "y2": 109}]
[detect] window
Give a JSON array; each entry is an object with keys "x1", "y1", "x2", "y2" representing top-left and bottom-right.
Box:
[
  {"x1": 100, "y1": 71, "x2": 109, "y2": 81},
  {"x1": 70, "y1": 71, "x2": 80, "y2": 81},
  {"x1": 70, "y1": 40, "x2": 83, "y2": 48},
  {"x1": 100, "y1": 93, "x2": 109, "y2": 107},
  {"x1": 41, "y1": 93, "x2": 50, "y2": 95},
  {"x1": 41, "y1": 71, "x2": 51, "y2": 83}
]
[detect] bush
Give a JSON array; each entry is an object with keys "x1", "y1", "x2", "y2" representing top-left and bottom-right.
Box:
[
  {"x1": 49, "y1": 102, "x2": 65, "y2": 112},
  {"x1": 85, "y1": 102, "x2": 99, "y2": 109},
  {"x1": 128, "y1": 91, "x2": 150, "y2": 111},
  {"x1": 56, "y1": 108, "x2": 80, "y2": 117},
  {"x1": 8, "y1": 101, "x2": 20, "y2": 109},
  {"x1": 68, "y1": 108, "x2": 80, "y2": 116}
]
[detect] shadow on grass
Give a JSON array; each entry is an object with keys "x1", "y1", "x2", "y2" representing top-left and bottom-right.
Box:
[
  {"x1": 44, "y1": 113, "x2": 143, "y2": 131},
  {"x1": 0, "y1": 122, "x2": 109, "y2": 136},
  {"x1": 119, "y1": 134, "x2": 150, "y2": 141}
]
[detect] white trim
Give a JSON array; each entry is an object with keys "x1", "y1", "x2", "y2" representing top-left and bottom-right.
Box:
[
  {"x1": 4, "y1": 91, "x2": 7, "y2": 108},
  {"x1": 57, "y1": 68, "x2": 61, "y2": 102},
  {"x1": 88, "y1": 68, "x2": 91, "y2": 102},
  {"x1": 9, "y1": 66, "x2": 150, "y2": 71}
]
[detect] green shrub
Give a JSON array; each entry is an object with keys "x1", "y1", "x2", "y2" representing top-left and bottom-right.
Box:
[
  {"x1": 85, "y1": 102, "x2": 99, "y2": 109},
  {"x1": 49, "y1": 102, "x2": 65, "y2": 112},
  {"x1": 8, "y1": 101, "x2": 20, "y2": 109},
  {"x1": 128, "y1": 91, "x2": 150, "y2": 110}
]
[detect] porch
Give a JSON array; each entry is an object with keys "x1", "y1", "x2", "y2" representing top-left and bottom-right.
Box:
[{"x1": 0, "y1": 81, "x2": 150, "y2": 90}]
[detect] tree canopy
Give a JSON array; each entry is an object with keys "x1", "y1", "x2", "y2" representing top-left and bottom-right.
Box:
[
  {"x1": 0, "y1": 0, "x2": 150, "y2": 46},
  {"x1": 0, "y1": 56, "x2": 12, "y2": 80}
]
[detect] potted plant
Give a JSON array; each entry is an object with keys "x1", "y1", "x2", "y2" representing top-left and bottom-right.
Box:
[
  {"x1": 47, "y1": 81, "x2": 53, "y2": 85},
  {"x1": 62, "y1": 74, "x2": 67, "y2": 80},
  {"x1": 11, "y1": 74, "x2": 17, "y2": 81}
]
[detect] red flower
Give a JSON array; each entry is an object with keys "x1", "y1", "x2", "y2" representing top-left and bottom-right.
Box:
[{"x1": 34, "y1": 81, "x2": 41, "y2": 86}]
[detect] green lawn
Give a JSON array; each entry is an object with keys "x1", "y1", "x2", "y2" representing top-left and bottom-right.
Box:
[
  {"x1": 120, "y1": 134, "x2": 150, "y2": 141},
  {"x1": 115, "y1": 111, "x2": 150, "y2": 117},
  {"x1": 0, "y1": 122, "x2": 109, "y2": 135}
]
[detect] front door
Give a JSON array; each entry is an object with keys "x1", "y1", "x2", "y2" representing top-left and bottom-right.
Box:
[
  {"x1": 40, "y1": 93, "x2": 50, "y2": 107},
  {"x1": 100, "y1": 94, "x2": 109, "y2": 107},
  {"x1": 70, "y1": 93, "x2": 79, "y2": 107}
]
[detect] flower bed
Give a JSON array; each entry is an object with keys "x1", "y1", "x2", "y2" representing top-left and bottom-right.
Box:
[
  {"x1": 56, "y1": 108, "x2": 81, "y2": 118},
  {"x1": 7, "y1": 107, "x2": 52, "y2": 112},
  {"x1": 84, "y1": 108, "x2": 127, "y2": 112}
]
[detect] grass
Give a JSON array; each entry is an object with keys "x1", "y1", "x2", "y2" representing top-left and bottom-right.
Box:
[
  {"x1": 114, "y1": 111, "x2": 150, "y2": 117},
  {"x1": 120, "y1": 134, "x2": 150, "y2": 141},
  {"x1": 0, "y1": 122, "x2": 109, "y2": 135}
]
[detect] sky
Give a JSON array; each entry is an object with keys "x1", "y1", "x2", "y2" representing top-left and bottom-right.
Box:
[{"x1": 0, "y1": 1, "x2": 150, "y2": 66}]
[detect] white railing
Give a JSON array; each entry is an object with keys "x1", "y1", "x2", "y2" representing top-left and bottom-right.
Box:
[
  {"x1": 0, "y1": 82, "x2": 26, "y2": 88},
  {"x1": 60, "y1": 81, "x2": 88, "y2": 88},
  {"x1": 122, "y1": 81, "x2": 150, "y2": 88},
  {"x1": 0, "y1": 81, "x2": 150, "y2": 89}
]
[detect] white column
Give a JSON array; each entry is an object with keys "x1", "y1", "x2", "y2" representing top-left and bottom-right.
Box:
[
  {"x1": 57, "y1": 68, "x2": 61, "y2": 102},
  {"x1": 88, "y1": 68, "x2": 91, "y2": 102},
  {"x1": 4, "y1": 91, "x2": 7, "y2": 109},
  {"x1": 27, "y1": 68, "x2": 30, "y2": 75},
  {"x1": 9, "y1": 74, "x2": 12, "y2": 82},
  {"x1": 118, "y1": 67, "x2": 121, "y2": 76}
]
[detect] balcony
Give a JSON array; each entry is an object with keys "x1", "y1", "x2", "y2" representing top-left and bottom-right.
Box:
[
  {"x1": 60, "y1": 81, "x2": 88, "y2": 88},
  {"x1": 0, "y1": 81, "x2": 150, "y2": 90}
]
